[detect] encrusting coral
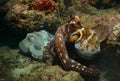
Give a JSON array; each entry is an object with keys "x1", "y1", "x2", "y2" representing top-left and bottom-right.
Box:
[{"x1": 28, "y1": 0, "x2": 56, "y2": 15}]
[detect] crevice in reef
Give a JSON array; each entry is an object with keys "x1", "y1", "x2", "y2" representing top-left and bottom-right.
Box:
[{"x1": 89, "y1": 0, "x2": 120, "y2": 9}]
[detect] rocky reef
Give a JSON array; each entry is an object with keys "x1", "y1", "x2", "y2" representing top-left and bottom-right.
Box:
[
  {"x1": 0, "y1": 0, "x2": 120, "y2": 34},
  {"x1": 0, "y1": 0, "x2": 120, "y2": 81},
  {"x1": 1, "y1": 0, "x2": 63, "y2": 33},
  {"x1": 0, "y1": 46, "x2": 84, "y2": 81}
]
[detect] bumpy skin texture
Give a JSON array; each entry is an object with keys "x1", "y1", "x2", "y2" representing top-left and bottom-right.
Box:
[
  {"x1": 73, "y1": 27, "x2": 100, "y2": 60},
  {"x1": 43, "y1": 16, "x2": 100, "y2": 76}
]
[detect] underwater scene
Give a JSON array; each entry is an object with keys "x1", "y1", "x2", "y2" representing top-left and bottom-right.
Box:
[{"x1": 0, "y1": 0, "x2": 120, "y2": 81}]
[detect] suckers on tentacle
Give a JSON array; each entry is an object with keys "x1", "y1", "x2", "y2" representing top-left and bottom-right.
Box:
[{"x1": 45, "y1": 16, "x2": 100, "y2": 76}]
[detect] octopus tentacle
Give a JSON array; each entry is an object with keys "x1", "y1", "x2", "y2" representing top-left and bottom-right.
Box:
[
  {"x1": 45, "y1": 16, "x2": 100, "y2": 76},
  {"x1": 55, "y1": 30, "x2": 100, "y2": 76},
  {"x1": 54, "y1": 16, "x2": 100, "y2": 76}
]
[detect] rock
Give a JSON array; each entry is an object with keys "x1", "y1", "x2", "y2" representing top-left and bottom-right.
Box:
[
  {"x1": 4, "y1": 0, "x2": 60, "y2": 33},
  {"x1": 0, "y1": 46, "x2": 84, "y2": 81},
  {"x1": 19, "y1": 30, "x2": 54, "y2": 60},
  {"x1": 17, "y1": 65, "x2": 84, "y2": 81},
  {"x1": 63, "y1": 71, "x2": 84, "y2": 81},
  {"x1": 106, "y1": 15, "x2": 120, "y2": 42},
  {"x1": 112, "y1": 23, "x2": 120, "y2": 41}
]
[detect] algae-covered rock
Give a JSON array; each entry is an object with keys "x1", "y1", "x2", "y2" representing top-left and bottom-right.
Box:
[
  {"x1": 4, "y1": 0, "x2": 60, "y2": 34},
  {"x1": 0, "y1": 0, "x2": 120, "y2": 81},
  {"x1": 63, "y1": 71, "x2": 84, "y2": 81},
  {"x1": 18, "y1": 65, "x2": 84, "y2": 81},
  {"x1": 0, "y1": 46, "x2": 84, "y2": 81}
]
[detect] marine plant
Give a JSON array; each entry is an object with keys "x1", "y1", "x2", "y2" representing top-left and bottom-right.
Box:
[{"x1": 28, "y1": 0, "x2": 56, "y2": 15}]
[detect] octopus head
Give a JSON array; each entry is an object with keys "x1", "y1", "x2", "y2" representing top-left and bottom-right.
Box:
[
  {"x1": 70, "y1": 28, "x2": 101, "y2": 60},
  {"x1": 68, "y1": 16, "x2": 83, "y2": 32},
  {"x1": 69, "y1": 16, "x2": 81, "y2": 24}
]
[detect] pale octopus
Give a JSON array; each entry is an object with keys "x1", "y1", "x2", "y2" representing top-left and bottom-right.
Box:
[{"x1": 43, "y1": 16, "x2": 102, "y2": 76}]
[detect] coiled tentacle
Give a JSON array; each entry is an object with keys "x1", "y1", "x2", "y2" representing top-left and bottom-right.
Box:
[{"x1": 44, "y1": 16, "x2": 100, "y2": 76}]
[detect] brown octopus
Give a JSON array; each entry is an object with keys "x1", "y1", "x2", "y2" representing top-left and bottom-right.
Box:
[{"x1": 43, "y1": 16, "x2": 102, "y2": 76}]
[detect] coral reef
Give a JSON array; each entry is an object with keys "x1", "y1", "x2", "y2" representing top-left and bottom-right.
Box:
[
  {"x1": 4, "y1": 0, "x2": 59, "y2": 33},
  {"x1": 18, "y1": 65, "x2": 84, "y2": 81},
  {"x1": 0, "y1": 46, "x2": 84, "y2": 81},
  {"x1": 2, "y1": 0, "x2": 119, "y2": 34},
  {"x1": 0, "y1": 0, "x2": 120, "y2": 81},
  {"x1": 0, "y1": 0, "x2": 98, "y2": 33},
  {"x1": 28, "y1": 0, "x2": 56, "y2": 15},
  {"x1": 106, "y1": 15, "x2": 120, "y2": 41},
  {"x1": 113, "y1": 23, "x2": 120, "y2": 41}
]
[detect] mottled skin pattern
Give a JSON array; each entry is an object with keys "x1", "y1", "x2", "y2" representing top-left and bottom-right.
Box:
[
  {"x1": 72, "y1": 27, "x2": 101, "y2": 60},
  {"x1": 43, "y1": 16, "x2": 100, "y2": 76}
]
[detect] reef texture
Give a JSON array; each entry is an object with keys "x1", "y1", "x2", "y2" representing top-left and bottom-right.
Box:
[
  {"x1": 18, "y1": 65, "x2": 84, "y2": 81},
  {"x1": 107, "y1": 16, "x2": 120, "y2": 41},
  {"x1": 0, "y1": 46, "x2": 84, "y2": 81},
  {"x1": 5, "y1": 4, "x2": 57, "y2": 33},
  {"x1": 0, "y1": 0, "x2": 120, "y2": 81},
  {"x1": 1, "y1": 0, "x2": 120, "y2": 34},
  {"x1": 2, "y1": 0, "x2": 59, "y2": 33}
]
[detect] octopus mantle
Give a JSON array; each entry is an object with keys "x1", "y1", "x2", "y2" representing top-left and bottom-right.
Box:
[{"x1": 43, "y1": 16, "x2": 102, "y2": 76}]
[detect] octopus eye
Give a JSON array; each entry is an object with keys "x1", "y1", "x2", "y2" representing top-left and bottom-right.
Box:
[
  {"x1": 70, "y1": 28, "x2": 84, "y2": 42},
  {"x1": 69, "y1": 34, "x2": 80, "y2": 42}
]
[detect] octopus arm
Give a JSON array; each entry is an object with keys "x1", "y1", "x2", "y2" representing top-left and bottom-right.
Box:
[{"x1": 55, "y1": 34, "x2": 100, "y2": 76}]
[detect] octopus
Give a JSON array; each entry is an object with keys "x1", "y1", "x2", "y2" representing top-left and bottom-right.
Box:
[{"x1": 43, "y1": 16, "x2": 102, "y2": 76}]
